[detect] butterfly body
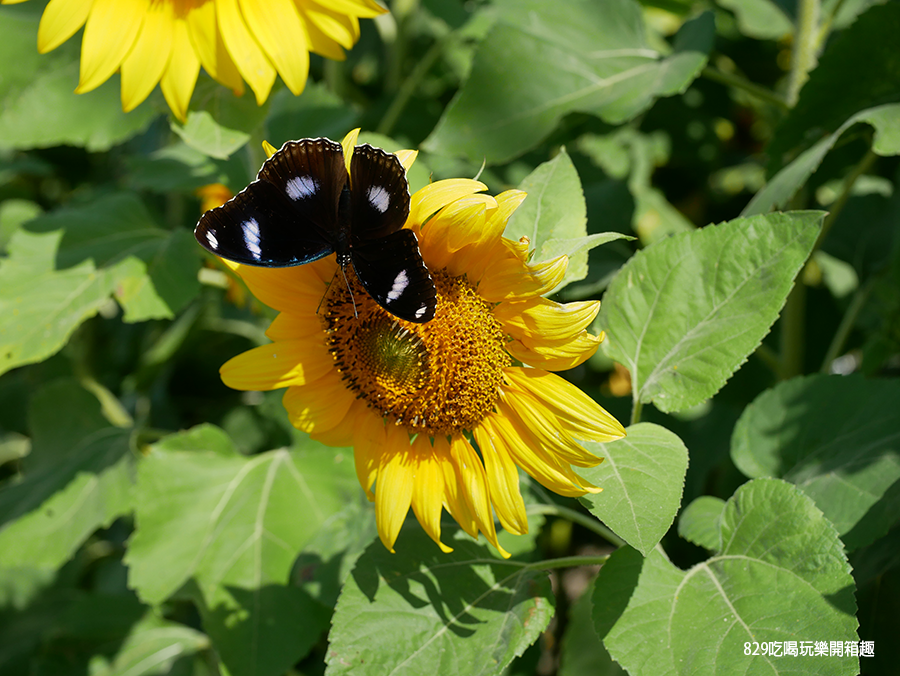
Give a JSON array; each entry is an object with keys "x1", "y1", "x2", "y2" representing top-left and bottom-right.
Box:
[{"x1": 195, "y1": 138, "x2": 436, "y2": 323}]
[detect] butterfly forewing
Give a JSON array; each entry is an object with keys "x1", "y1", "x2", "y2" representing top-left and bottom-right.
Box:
[
  {"x1": 348, "y1": 144, "x2": 411, "y2": 240},
  {"x1": 352, "y1": 229, "x2": 437, "y2": 323},
  {"x1": 195, "y1": 178, "x2": 333, "y2": 266}
]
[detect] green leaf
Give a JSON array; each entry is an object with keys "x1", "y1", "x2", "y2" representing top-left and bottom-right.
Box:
[
  {"x1": 677, "y1": 496, "x2": 726, "y2": 551},
  {"x1": 0, "y1": 4, "x2": 157, "y2": 151},
  {"x1": 768, "y1": 2, "x2": 900, "y2": 167},
  {"x1": 596, "y1": 479, "x2": 859, "y2": 676},
  {"x1": 326, "y1": 527, "x2": 554, "y2": 676},
  {"x1": 559, "y1": 590, "x2": 625, "y2": 676},
  {"x1": 423, "y1": 3, "x2": 713, "y2": 163},
  {"x1": 717, "y1": 0, "x2": 793, "y2": 39},
  {"x1": 173, "y1": 81, "x2": 269, "y2": 159},
  {"x1": 126, "y1": 425, "x2": 358, "y2": 676},
  {"x1": 732, "y1": 374, "x2": 900, "y2": 550},
  {"x1": 578, "y1": 423, "x2": 688, "y2": 556},
  {"x1": 127, "y1": 142, "x2": 229, "y2": 193},
  {"x1": 0, "y1": 198, "x2": 41, "y2": 250},
  {"x1": 743, "y1": 103, "x2": 900, "y2": 216},
  {"x1": 0, "y1": 229, "x2": 117, "y2": 376},
  {"x1": 600, "y1": 211, "x2": 823, "y2": 412},
  {"x1": 88, "y1": 612, "x2": 209, "y2": 676},
  {"x1": 504, "y1": 148, "x2": 632, "y2": 289},
  {"x1": 24, "y1": 193, "x2": 202, "y2": 322},
  {"x1": 0, "y1": 380, "x2": 133, "y2": 571}
]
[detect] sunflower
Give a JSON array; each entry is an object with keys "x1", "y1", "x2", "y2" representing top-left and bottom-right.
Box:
[
  {"x1": 216, "y1": 132, "x2": 626, "y2": 557},
  {"x1": 4, "y1": 0, "x2": 385, "y2": 121}
]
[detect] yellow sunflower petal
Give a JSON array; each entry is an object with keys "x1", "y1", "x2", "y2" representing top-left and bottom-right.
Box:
[
  {"x1": 504, "y1": 367, "x2": 627, "y2": 442},
  {"x1": 120, "y1": 0, "x2": 174, "y2": 112},
  {"x1": 376, "y1": 425, "x2": 414, "y2": 552},
  {"x1": 239, "y1": 0, "x2": 309, "y2": 94},
  {"x1": 394, "y1": 149, "x2": 417, "y2": 172},
  {"x1": 448, "y1": 435, "x2": 510, "y2": 558},
  {"x1": 220, "y1": 339, "x2": 331, "y2": 390},
  {"x1": 262, "y1": 140, "x2": 278, "y2": 158},
  {"x1": 341, "y1": 128, "x2": 360, "y2": 178},
  {"x1": 232, "y1": 264, "x2": 326, "y2": 314},
  {"x1": 217, "y1": 0, "x2": 277, "y2": 104},
  {"x1": 498, "y1": 389, "x2": 602, "y2": 468},
  {"x1": 282, "y1": 370, "x2": 355, "y2": 433},
  {"x1": 185, "y1": 0, "x2": 245, "y2": 94},
  {"x1": 299, "y1": 4, "x2": 349, "y2": 61},
  {"x1": 410, "y1": 436, "x2": 453, "y2": 553},
  {"x1": 435, "y1": 436, "x2": 477, "y2": 539},
  {"x1": 489, "y1": 403, "x2": 600, "y2": 497},
  {"x1": 418, "y1": 196, "x2": 494, "y2": 271},
  {"x1": 407, "y1": 179, "x2": 488, "y2": 230},
  {"x1": 310, "y1": 398, "x2": 367, "y2": 447},
  {"x1": 478, "y1": 254, "x2": 569, "y2": 303},
  {"x1": 506, "y1": 331, "x2": 602, "y2": 371},
  {"x1": 265, "y1": 311, "x2": 324, "y2": 341},
  {"x1": 160, "y1": 17, "x2": 201, "y2": 121},
  {"x1": 76, "y1": 0, "x2": 149, "y2": 94},
  {"x1": 472, "y1": 421, "x2": 529, "y2": 535},
  {"x1": 494, "y1": 298, "x2": 600, "y2": 342},
  {"x1": 37, "y1": 0, "x2": 91, "y2": 53},
  {"x1": 352, "y1": 407, "x2": 386, "y2": 499},
  {"x1": 309, "y1": 0, "x2": 386, "y2": 20}
]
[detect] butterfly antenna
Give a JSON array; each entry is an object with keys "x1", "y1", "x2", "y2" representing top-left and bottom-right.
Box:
[
  {"x1": 339, "y1": 264, "x2": 359, "y2": 319},
  {"x1": 316, "y1": 266, "x2": 358, "y2": 320}
]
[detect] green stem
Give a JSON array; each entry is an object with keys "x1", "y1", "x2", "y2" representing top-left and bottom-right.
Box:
[
  {"x1": 528, "y1": 503, "x2": 626, "y2": 548},
  {"x1": 820, "y1": 280, "x2": 873, "y2": 373},
  {"x1": 816, "y1": 147, "x2": 878, "y2": 250},
  {"x1": 377, "y1": 32, "x2": 452, "y2": 136},
  {"x1": 779, "y1": 280, "x2": 807, "y2": 380},
  {"x1": 630, "y1": 398, "x2": 643, "y2": 426},
  {"x1": 701, "y1": 66, "x2": 789, "y2": 111},
  {"x1": 786, "y1": 0, "x2": 821, "y2": 107},
  {"x1": 525, "y1": 554, "x2": 611, "y2": 572}
]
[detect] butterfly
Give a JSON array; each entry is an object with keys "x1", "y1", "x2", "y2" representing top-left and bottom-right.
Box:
[{"x1": 194, "y1": 137, "x2": 437, "y2": 323}]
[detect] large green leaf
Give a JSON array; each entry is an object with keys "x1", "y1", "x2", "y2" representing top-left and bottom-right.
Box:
[
  {"x1": 732, "y1": 374, "x2": 900, "y2": 550},
  {"x1": 423, "y1": 2, "x2": 713, "y2": 163},
  {"x1": 559, "y1": 591, "x2": 625, "y2": 676},
  {"x1": 0, "y1": 3, "x2": 157, "y2": 151},
  {"x1": 0, "y1": 229, "x2": 117, "y2": 376},
  {"x1": 126, "y1": 425, "x2": 358, "y2": 676},
  {"x1": 600, "y1": 211, "x2": 823, "y2": 413},
  {"x1": 595, "y1": 479, "x2": 858, "y2": 676},
  {"x1": 579, "y1": 423, "x2": 688, "y2": 556},
  {"x1": 24, "y1": 193, "x2": 202, "y2": 322},
  {"x1": 767, "y1": 2, "x2": 900, "y2": 168},
  {"x1": 743, "y1": 103, "x2": 900, "y2": 216},
  {"x1": 325, "y1": 527, "x2": 554, "y2": 676},
  {"x1": 0, "y1": 380, "x2": 133, "y2": 571},
  {"x1": 504, "y1": 148, "x2": 631, "y2": 289}
]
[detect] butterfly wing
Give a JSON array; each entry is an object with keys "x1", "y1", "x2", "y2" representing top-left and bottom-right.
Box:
[
  {"x1": 194, "y1": 138, "x2": 347, "y2": 267},
  {"x1": 348, "y1": 143, "x2": 411, "y2": 240},
  {"x1": 351, "y1": 229, "x2": 437, "y2": 323}
]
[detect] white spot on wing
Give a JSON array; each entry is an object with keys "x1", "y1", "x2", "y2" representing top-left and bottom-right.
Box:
[
  {"x1": 242, "y1": 218, "x2": 262, "y2": 259},
  {"x1": 367, "y1": 185, "x2": 390, "y2": 213},
  {"x1": 205, "y1": 230, "x2": 218, "y2": 248},
  {"x1": 386, "y1": 269, "x2": 409, "y2": 301},
  {"x1": 415, "y1": 306, "x2": 427, "y2": 319},
  {"x1": 285, "y1": 175, "x2": 319, "y2": 201}
]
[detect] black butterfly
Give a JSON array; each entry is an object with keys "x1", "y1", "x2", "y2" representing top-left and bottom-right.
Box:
[{"x1": 194, "y1": 138, "x2": 436, "y2": 323}]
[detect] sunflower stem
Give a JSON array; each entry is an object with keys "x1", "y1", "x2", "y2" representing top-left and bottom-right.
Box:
[
  {"x1": 377, "y1": 31, "x2": 452, "y2": 136},
  {"x1": 528, "y1": 503, "x2": 626, "y2": 548},
  {"x1": 630, "y1": 398, "x2": 643, "y2": 426},
  {"x1": 786, "y1": 0, "x2": 821, "y2": 107},
  {"x1": 526, "y1": 554, "x2": 611, "y2": 572},
  {"x1": 820, "y1": 279, "x2": 873, "y2": 373},
  {"x1": 701, "y1": 66, "x2": 789, "y2": 111}
]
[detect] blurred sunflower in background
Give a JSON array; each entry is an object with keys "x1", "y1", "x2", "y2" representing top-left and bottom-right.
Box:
[
  {"x1": 2, "y1": 0, "x2": 386, "y2": 120},
  {"x1": 214, "y1": 132, "x2": 626, "y2": 557}
]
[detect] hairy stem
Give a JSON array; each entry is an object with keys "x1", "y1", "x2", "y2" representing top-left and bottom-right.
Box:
[
  {"x1": 786, "y1": 0, "x2": 821, "y2": 106},
  {"x1": 701, "y1": 66, "x2": 789, "y2": 110}
]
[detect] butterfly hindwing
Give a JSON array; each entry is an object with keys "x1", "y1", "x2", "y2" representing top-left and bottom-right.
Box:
[
  {"x1": 195, "y1": 178, "x2": 333, "y2": 266},
  {"x1": 348, "y1": 143, "x2": 411, "y2": 241},
  {"x1": 351, "y1": 229, "x2": 437, "y2": 323}
]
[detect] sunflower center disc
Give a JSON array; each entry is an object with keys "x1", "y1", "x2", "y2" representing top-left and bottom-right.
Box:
[{"x1": 324, "y1": 269, "x2": 511, "y2": 437}]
